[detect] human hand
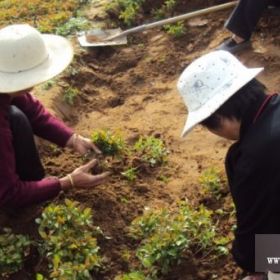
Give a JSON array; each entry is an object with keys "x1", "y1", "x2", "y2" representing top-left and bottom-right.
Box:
[
  {"x1": 66, "y1": 133, "x2": 101, "y2": 156},
  {"x1": 59, "y1": 159, "x2": 110, "y2": 190}
]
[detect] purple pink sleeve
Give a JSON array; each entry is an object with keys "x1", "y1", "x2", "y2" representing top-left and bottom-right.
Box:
[
  {"x1": 12, "y1": 92, "x2": 74, "y2": 147},
  {"x1": 0, "y1": 94, "x2": 61, "y2": 208}
]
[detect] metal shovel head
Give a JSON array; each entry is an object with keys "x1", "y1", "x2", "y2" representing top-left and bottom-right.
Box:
[{"x1": 78, "y1": 28, "x2": 127, "y2": 47}]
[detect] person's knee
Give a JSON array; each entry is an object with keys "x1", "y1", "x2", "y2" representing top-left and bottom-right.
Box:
[{"x1": 9, "y1": 105, "x2": 31, "y2": 129}]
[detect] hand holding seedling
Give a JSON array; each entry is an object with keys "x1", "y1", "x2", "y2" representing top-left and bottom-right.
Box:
[
  {"x1": 67, "y1": 133, "x2": 101, "y2": 155},
  {"x1": 59, "y1": 159, "x2": 110, "y2": 190}
]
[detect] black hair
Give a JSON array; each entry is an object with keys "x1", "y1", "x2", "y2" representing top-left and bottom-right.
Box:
[{"x1": 200, "y1": 78, "x2": 267, "y2": 130}]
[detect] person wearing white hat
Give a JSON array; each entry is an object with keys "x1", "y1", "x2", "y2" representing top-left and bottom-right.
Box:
[
  {"x1": 0, "y1": 24, "x2": 109, "y2": 208},
  {"x1": 177, "y1": 50, "x2": 280, "y2": 280}
]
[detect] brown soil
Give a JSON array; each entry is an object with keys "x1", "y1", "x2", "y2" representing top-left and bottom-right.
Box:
[{"x1": 1, "y1": 1, "x2": 280, "y2": 279}]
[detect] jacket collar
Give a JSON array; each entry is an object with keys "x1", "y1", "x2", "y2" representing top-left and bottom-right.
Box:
[{"x1": 239, "y1": 95, "x2": 267, "y2": 140}]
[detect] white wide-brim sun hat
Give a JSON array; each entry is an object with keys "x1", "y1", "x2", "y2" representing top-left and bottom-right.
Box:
[
  {"x1": 177, "y1": 50, "x2": 263, "y2": 137},
  {"x1": 0, "y1": 24, "x2": 74, "y2": 93}
]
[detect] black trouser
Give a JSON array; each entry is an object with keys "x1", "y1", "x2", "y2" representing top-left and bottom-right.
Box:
[
  {"x1": 226, "y1": 0, "x2": 279, "y2": 40},
  {"x1": 9, "y1": 106, "x2": 45, "y2": 181}
]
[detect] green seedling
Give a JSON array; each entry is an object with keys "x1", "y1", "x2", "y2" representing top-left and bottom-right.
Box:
[
  {"x1": 41, "y1": 79, "x2": 55, "y2": 90},
  {"x1": 129, "y1": 208, "x2": 169, "y2": 240},
  {"x1": 115, "y1": 271, "x2": 146, "y2": 280},
  {"x1": 91, "y1": 129, "x2": 126, "y2": 156},
  {"x1": 56, "y1": 17, "x2": 91, "y2": 36},
  {"x1": 0, "y1": 228, "x2": 31, "y2": 276},
  {"x1": 153, "y1": 0, "x2": 176, "y2": 19},
  {"x1": 106, "y1": 0, "x2": 146, "y2": 26},
  {"x1": 36, "y1": 199, "x2": 102, "y2": 280},
  {"x1": 134, "y1": 136, "x2": 168, "y2": 167},
  {"x1": 121, "y1": 167, "x2": 138, "y2": 181},
  {"x1": 163, "y1": 21, "x2": 185, "y2": 37},
  {"x1": 63, "y1": 87, "x2": 79, "y2": 105},
  {"x1": 199, "y1": 168, "x2": 224, "y2": 199}
]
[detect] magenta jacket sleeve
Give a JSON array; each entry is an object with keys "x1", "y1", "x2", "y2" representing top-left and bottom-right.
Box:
[
  {"x1": 0, "y1": 95, "x2": 61, "y2": 208},
  {"x1": 12, "y1": 92, "x2": 74, "y2": 147}
]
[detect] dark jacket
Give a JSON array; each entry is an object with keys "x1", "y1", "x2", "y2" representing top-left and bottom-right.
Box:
[
  {"x1": 226, "y1": 94, "x2": 280, "y2": 272},
  {"x1": 0, "y1": 92, "x2": 73, "y2": 208}
]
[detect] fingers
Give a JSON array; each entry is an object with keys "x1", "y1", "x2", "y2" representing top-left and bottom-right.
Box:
[
  {"x1": 91, "y1": 143, "x2": 101, "y2": 154},
  {"x1": 90, "y1": 171, "x2": 111, "y2": 185},
  {"x1": 82, "y1": 158, "x2": 98, "y2": 172}
]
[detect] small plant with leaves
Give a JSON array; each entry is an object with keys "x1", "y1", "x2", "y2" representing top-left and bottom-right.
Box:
[
  {"x1": 129, "y1": 208, "x2": 169, "y2": 240},
  {"x1": 128, "y1": 202, "x2": 224, "y2": 277},
  {"x1": 106, "y1": 0, "x2": 146, "y2": 26},
  {"x1": 115, "y1": 271, "x2": 147, "y2": 280},
  {"x1": 36, "y1": 199, "x2": 102, "y2": 280},
  {"x1": 0, "y1": 228, "x2": 31, "y2": 277},
  {"x1": 121, "y1": 167, "x2": 138, "y2": 181},
  {"x1": 63, "y1": 87, "x2": 79, "y2": 105},
  {"x1": 91, "y1": 129, "x2": 126, "y2": 156},
  {"x1": 41, "y1": 79, "x2": 56, "y2": 90},
  {"x1": 56, "y1": 17, "x2": 91, "y2": 36},
  {"x1": 153, "y1": 0, "x2": 176, "y2": 19},
  {"x1": 134, "y1": 136, "x2": 168, "y2": 167},
  {"x1": 199, "y1": 168, "x2": 224, "y2": 199},
  {"x1": 163, "y1": 21, "x2": 185, "y2": 37}
]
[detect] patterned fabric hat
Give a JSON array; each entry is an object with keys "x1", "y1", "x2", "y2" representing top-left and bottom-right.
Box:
[{"x1": 177, "y1": 50, "x2": 263, "y2": 137}]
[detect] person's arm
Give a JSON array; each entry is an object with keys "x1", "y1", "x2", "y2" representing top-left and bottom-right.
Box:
[
  {"x1": 226, "y1": 148, "x2": 272, "y2": 272},
  {"x1": 12, "y1": 92, "x2": 73, "y2": 147},
  {"x1": 0, "y1": 95, "x2": 61, "y2": 208}
]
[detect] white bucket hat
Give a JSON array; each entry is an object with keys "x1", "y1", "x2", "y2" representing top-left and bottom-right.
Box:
[
  {"x1": 177, "y1": 50, "x2": 263, "y2": 137},
  {"x1": 0, "y1": 24, "x2": 74, "y2": 93}
]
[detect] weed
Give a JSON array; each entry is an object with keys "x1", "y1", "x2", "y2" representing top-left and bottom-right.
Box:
[
  {"x1": 63, "y1": 87, "x2": 79, "y2": 105},
  {"x1": 121, "y1": 167, "x2": 138, "y2": 181},
  {"x1": 134, "y1": 136, "x2": 168, "y2": 167},
  {"x1": 91, "y1": 129, "x2": 126, "y2": 156},
  {"x1": 199, "y1": 168, "x2": 224, "y2": 199},
  {"x1": 56, "y1": 17, "x2": 91, "y2": 36},
  {"x1": 36, "y1": 199, "x2": 102, "y2": 280},
  {"x1": 163, "y1": 21, "x2": 185, "y2": 37},
  {"x1": 0, "y1": 228, "x2": 31, "y2": 276}
]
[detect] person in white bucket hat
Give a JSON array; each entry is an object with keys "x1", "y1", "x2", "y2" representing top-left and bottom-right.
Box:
[
  {"x1": 178, "y1": 50, "x2": 280, "y2": 280},
  {"x1": 0, "y1": 24, "x2": 109, "y2": 209}
]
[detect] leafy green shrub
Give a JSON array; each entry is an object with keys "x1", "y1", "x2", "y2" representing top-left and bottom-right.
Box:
[
  {"x1": 134, "y1": 136, "x2": 168, "y2": 167},
  {"x1": 106, "y1": 0, "x2": 146, "y2": 26},
  {"x1": 128, "y1": 202, "x2": 224, "y2": 277},
  {"x1": 63, "y1": 87, "x2": 79, "y2": 105},
  {"x1": 56, "y1": 17, "x2": 91, "y2": 36},
  {"x1": 129, "y1": 208, "x2": 169, "y2": 239},
  {"x1": 199, "y1": 168, "x2": 224, "y2": 199},
  {"x1": 0, "y1": 228, "x2": 31, "y2": 277},
  {"x1": 36, "y1": 199, "x2": 102, "y2": 280},
  {"x1": 91, "y1": 130, "x2": 126, "y2": 156},
  {"x1": 163, "y1": 21, "x2": 185, "y2": 37}
]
